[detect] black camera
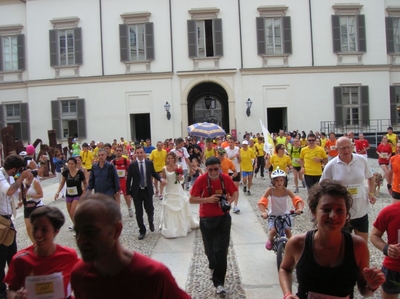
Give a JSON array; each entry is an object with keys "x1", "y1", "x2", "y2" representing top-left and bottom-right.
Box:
[
  {"x1": 178, "y1": 157, "x2": 182, "y2": 162},
  {"x1": 20, "y1": 167, "x2": 38, "y2": 177},
  {"x1": 219, "y1": 194, "x2": 231, "y2": 213}
]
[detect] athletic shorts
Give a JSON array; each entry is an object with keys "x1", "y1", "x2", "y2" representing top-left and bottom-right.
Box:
[
  {"x1": 392, "y1": 191, "x2": 400, "y2": 200},
  {"x1": 348, "y1": 213, "x2": 369, "y2": 233},
  {"x1": 293, "y1": 166, "x2": 301, "y2": 172},
  {"x1": 381, "y1": 265, "x2": 400, "y2": 294},
  {"x1": 242, "y1": 171, "x2": 253, "y2": 177},
  {"x1": 66, "y1": 196, "x2": 80, "y2": 203},
  {"x1": 229, "y1": 172, "x2": 241, "y2": 182},
  {"x1": 24, "y1": 201, "x2": 44, "y2": 219},
  {"x1": 379, "y1": 162, "x2": 389, "y2": 166}
]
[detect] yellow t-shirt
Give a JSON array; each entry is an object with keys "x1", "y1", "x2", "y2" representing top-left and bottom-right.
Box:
[
  {"x1": 240, "y1": 148, "x2": 256, "y2": 172},
  {"x1": 276, "y1": 136, "x2": 286, "y2": 146},
  {"x1": 270, "y1": 154, "x2": 292, "y2": 173},
  {"x1": 320, "y1": 137, "x2": 327, "y2": 149},
  {"x1": 300, "y1": 146, "x2": 327, "y2": 176},
  {"x1": 149, "y1": 149, "x2": 167, "y2": 172},
  {"x1": 387, "y1": 133, "x2": 398, "y2": 153},
  {"x1": 80, "y1": 150, "x2": 94, "y2": 170},
  {"x1": 254, "y1": 143, "x2": 265, "y2": 157},
  {"x1": 204, "y1": 148, "x2": 216, "y2": 160}
]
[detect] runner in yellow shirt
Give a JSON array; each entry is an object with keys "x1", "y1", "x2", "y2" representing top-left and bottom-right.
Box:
[
  {"x1": 203, "y1": 138, "x2": 216, "y2": 164},
  {"x1": 240, "y1": 140, "x2": 256, "y2": 195},
  {"x1": 149, "y1": 141, "x2": 167, "y2": 197}
]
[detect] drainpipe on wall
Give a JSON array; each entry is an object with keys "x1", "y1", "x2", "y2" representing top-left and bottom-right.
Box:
[
  {"x1": 309, "y1": 0, "x2": 314, "y2": 66},
  {"x1": 238, "y1": 0, "x2": 243, "y2": 69},
  {"x1": 99, "y1": 0, "x2": 105, "y2": 76},
  {"x1": 169, "y1": 0, "x2": 174, "y2": 73}
]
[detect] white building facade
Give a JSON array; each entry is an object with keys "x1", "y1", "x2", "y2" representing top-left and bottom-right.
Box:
[{"x1": 0, "y1": 0, "x2": 399, "y2": 144}]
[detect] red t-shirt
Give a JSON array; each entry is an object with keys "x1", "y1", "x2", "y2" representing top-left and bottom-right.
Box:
[
  {"x1": 355, "y1": 139, "x2": 369, "y2": 155},
  {"x1": 71, "y1": 252, "x2": 190, "y2": 299},
  {"x1": 377, "y1": 143, "x2": 392, "y2": 164},
  {"x1": 373, "y1": 201, "x2": 400, "y2": 272},
  {"x1": 190, "y1": 173, "x2": 238, "y2": 218},
  {"x1": 4, "y1": 244, "x2": 79, "y2": 297}
]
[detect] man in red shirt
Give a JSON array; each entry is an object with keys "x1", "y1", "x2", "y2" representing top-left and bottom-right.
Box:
[
  {"x1": 189, "y1": 157, "x2": 238, "y2": 295},
  {"x1": 355, "y1": 133, "x2": 370, "y2": 158}
]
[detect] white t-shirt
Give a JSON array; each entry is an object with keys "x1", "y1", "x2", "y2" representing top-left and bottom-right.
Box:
[
  {"x1": 171, "y1": 147, "x2": 190, "y2": 170},
  {"x1": 225, "y1": 146, "x2": 240, "y2": 171},
  {"x1": 0, "y1": 168, "x2": 16, "y2": 216}
]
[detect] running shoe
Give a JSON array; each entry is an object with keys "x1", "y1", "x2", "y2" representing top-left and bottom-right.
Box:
[
  {"x1": 243, "y1": 186, "x2": 247, "y2": 193},
  {"x1": 68, "y1": 225, "x2": 74, "y2": 230},
  {"x1": 216, "y1": 285, "x2": 226, "y2": 294},
  {"x1": 302, "y1": 180, "x2": 306, "y2": 188},
  {"x1": 128, "y1": 208, "x2": 134, "y2": 217},
  {"x1": 233, "y1": 206, "x2": 240, "y2": 213},
  {"x1": 294, "y1": 188, "x2": 299, "y2": 193},
  {"x1": 247, "y1": 190, "x2": 251, "y2": 195}
]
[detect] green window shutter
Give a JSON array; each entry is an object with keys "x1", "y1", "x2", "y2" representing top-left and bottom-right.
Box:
[
  {"x1": 77, "y1": 99, "x2": 86, "y2": 138},
  {"x1": 357, "y1": 15, "x2": 366, "y2": 52},
  {"x1": 74, "y1": 28, "x2": 82, "y2": 65},
  {"x1": 282, "y1": 16, "x2": 292, "y2": 54},
  {"x1": 256, "y1": 17, "x2": 266, "y2": 55},
  {"x1": 119, "y1": 24, "x2": 128, "y2": 62},
  {"x1": 51, "y1": 101, "x2": 61, "y2": 138},
  {"x1": 49, "y1": 30, "x2": 58, "y2": 66},
  {"x1": 145, "y1": 22, "x2": 154, "y2": 60},
  {"x1": 390, "y1": 86, "x2": 398, "y2": 124},
  {"x1": 0, "y1": 37, "x2": 3, "y2": 72},
  {"x1": 187, "y1": 20, "x2": 197, "y2": 58},
  {"x1": 17, "y1": 34, "x2": 25, "y2": 70},
  {"x1": 334, "y1": 87, "x2": 343, "y2": 126},
  {"x1": 386, "y1": 17, "x2": 395, "y2": 54},
  {"x1": 360, "y1": 86, "x2": 369, "y2": 126},
  {"x1": 20, "y1": 103, "x2": 29, "y2": 141},
  {"x1": 213, "y1": 18, "x2": 223, "y2": 57},
  {"x1": 332, "y1": 15, "x2": 341, "y2": 53}
]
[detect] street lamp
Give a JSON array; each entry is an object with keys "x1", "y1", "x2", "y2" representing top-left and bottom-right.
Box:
[
  {"x1": 164, "y1": 102, "x2": 171, "y2": 120},
  {"x1": 246, "y1": 98, "x2": 252, "y2": 117},
  {"x1": 204, "y1": 95, "x2": 216, "y2": 110}
]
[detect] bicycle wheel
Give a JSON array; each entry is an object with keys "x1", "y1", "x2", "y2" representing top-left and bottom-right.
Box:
[{"x1": 276, "y1": 241, "x2": 286, "y2": 270}]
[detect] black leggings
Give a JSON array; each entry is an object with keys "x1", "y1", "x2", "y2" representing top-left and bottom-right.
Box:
[{"x1": 254, "y1": 156, "x2": 265, "y2": 177}]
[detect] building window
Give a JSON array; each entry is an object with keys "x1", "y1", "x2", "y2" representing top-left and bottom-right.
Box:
[
  {"x1": 390, "y1": 86, "x2": 400, "y2": 124},
  {"x1": 187, "y1": 19, "x2": 223, "y2": 58},
  {"x1": 334, "y1": 86, "x2": 369, "y2": 127},
  {"x1": 0, "y1": 103, "x2": 29, "y2": 141},
  {"x1": 51, "y1": 99, "x2": 86, "y2": 139},
  {"x1": 119, "y1": 23, "x2": 154, "y2": 62},
  {"x1": 49, "y1": 28, "x2": 82, "y2": 67},
  {"x1": 256, "y1": 16, "x2": 291, "y2": 55},
  {"x1": 0, "y1": 24, "x2": 25, "y2": 72},
  {"x1": 386, "y1": 17, "x2": 400, "y2": 54}
]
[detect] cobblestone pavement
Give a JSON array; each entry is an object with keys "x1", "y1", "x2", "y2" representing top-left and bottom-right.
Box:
[{"x1": 12, "y1": 158, "x2": 390, "y2": 298}]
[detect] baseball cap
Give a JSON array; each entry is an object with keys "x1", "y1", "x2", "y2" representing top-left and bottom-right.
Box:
[{"x1": 242, "y1": 140, "x2": 249, "y2": 145}]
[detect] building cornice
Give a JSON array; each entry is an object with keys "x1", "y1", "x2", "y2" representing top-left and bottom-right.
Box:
[
  {"x1": 0, "y1": 72, "x2": 173, "y2": 90},
  {"x1": 176, "y1": 69, "x2": 237, "y2": 77},
  {"x1": 240, "y1": 64, "x2": 399, "y2": 76},
  {"x1": 332, "y1": 3, "x2": 363, "y2": 15},
  {"x1": 387, "y1": 6, "x2": 400, "y2": 17},
  {"x1": 257, "y1": 5, "x2": 288, "y2": 17}
]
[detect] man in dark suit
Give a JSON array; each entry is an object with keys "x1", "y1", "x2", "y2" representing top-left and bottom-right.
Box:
[{"x1": 126, "y1": 146, "x2": 165, "y2": 240}]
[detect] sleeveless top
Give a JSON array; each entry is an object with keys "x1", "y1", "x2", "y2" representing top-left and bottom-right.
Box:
[
  {"x1": 25, "y1": 179, "x2": 44, "y2": 206},
  {"x1": 192, "y1": 168, "x2": 200, "y2": 178},
  {"x1": 269, "y1": 188, "x2": 289, "y2": 216},
  {"x1": 296, "y1": 230, "x2": 358, "y2": 299},
  {"x1": 290, "y1": 147, "x2": 302, "y2": 167}
]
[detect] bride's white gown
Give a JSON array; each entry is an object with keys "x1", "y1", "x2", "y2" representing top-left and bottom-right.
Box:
[{"x1": 160, "y1": 167, "x2": 199, "y2": 238}]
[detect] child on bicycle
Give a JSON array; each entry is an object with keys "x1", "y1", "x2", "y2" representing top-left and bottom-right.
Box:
[{"x1": 258, "y1": 167, "x2": 304, "y2": 250}]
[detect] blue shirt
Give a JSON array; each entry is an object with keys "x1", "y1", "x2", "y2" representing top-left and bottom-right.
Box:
[
  {"x1": 52, "y1": 157, "x2": 65, "y2": 173},
  {"x1": 88, "y1": 162, "x2": 120, "y2": 196},
  {"x1": 144, "y1": 146, "x2": 155, "y2": 154}
]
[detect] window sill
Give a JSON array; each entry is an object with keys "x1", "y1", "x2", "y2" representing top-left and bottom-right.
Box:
[
  {"x1": 0, "y1": 70, "x2": 23, "y2": 83},
  {"x1": 123, "y1": 60, "x2": 152, "y2": 73},
  {"x1": 53, "y1": 64, "x2": 81, "y2": 78},
  {"x1": 335, "y1": 52, "x2": 364, "y2": 65},
  {"x1": 389, "y1": 53, "x2": 400, "y2": 65},
  {"x1": 260, "y1": 54, "x2": 289, "y2": 67},
  {"x1": 191, "y1": 56, "x2": 221, "y2": 70}
]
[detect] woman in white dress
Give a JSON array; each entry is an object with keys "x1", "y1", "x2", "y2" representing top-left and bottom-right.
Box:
[{"x1": 160, "y1": 152, "x2": 199, "y2": 238}]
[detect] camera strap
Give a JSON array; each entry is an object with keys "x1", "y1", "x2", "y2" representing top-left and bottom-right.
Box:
[{"x1": 207, "y1": 174, "x2": 226, "y2": 196}]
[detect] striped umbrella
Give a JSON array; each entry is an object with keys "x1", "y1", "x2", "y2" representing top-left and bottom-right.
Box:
[{"x1": 187, "y1": 122, "x2": 226, "y2": 138}]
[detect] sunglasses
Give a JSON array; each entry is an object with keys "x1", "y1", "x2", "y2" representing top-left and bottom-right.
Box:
[
  {"x1": 308, "y1": 139, "x2": 316, "y2": 142},
  {"x1": 207, "y1": 167, "x2": 220, "y2": 172}
]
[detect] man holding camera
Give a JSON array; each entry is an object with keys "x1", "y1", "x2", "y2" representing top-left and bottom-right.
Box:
[{"x1": 189, "y1": 156, "x2": 238, "y2": 295}]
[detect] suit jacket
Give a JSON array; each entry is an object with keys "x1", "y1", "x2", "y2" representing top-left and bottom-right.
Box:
[{"x1": 126, "y1": 159, "x2": 161, "y2": 199}]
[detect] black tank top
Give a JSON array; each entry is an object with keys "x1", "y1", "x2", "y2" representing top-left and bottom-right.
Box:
[{"x1": 296, "y1": 230, "x2": 358, "y2": 298}]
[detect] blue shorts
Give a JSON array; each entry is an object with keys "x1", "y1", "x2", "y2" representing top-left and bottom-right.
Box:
[
  {"x1": 242, "y1": 171, "x2": 253, "y2": 177},
  {"x1": 382, "y1": 265, "x2": 400, "y2": 294}
]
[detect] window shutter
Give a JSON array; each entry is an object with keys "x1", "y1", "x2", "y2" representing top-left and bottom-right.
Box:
[
  {"x1": 0, "y1": 38, "x2": 3, "y2": 72},
  {"x1": 332, "y1": 15, "x2": 341, "y2": 53},
  {"x1": 51, "y1": 101, "x2": 61, "y2": 138},
  {"x1": 390, "y1": 86, "x2": 397, "y2": 124},
  {"x1": 20, "y1": 103, "x2": 29, "y2": 141},
  {"x1": 334, "y1": 87, "x2": 343, "y2": 126},
  {"x1": 145, "y1": 22, "x2": 154, "y2": 60},
  {"x1": 357, "y1": 15, "x2": 366, "y2": 52},
  {"x1": 17, "y1": 34, "x2": 25, "y2": 70},
  {"x1": 386, "y1": 17, "x2": 395, "y2": 54},
  {"x1": 256, "y1": 17, "x2": 266, "y2": 55},
  {"x1": 0, "y1": 105, "x2": 4, "y2": 129},
  {"x1": 282, "y1": 16, "x2": 292, "y2": 54},
  {"x1": 360, "y1": 86, "x2": 369, "y2": 126},
  {"x1": 77, "y1": 99, "x2": 86, "y2": 138},
  {"x1": 187, "y1": 20, "x2": 197, "y2": 58},
  {"x1": 49, "y1": 30, "x2": 58, "y2": 66},
  {"x1": 213, "y1": 18, "x2": 223, "y2": 57},
  {"x1": 74, "y1": 28, "x2": 82, "y2": 65},
  {"x1": 119, "y1": 24, "x2": 128, "y2": 62}
]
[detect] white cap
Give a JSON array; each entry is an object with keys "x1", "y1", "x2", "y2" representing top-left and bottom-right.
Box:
[
  {"x1": 19, "y1": 151, "x2": 27, "y2": 156},
  {"x1": 242, "y1": 140, "x2": 249, "y2": 145}
]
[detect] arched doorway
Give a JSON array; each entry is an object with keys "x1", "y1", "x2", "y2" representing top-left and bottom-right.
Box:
[{"x1": 187, "y1": 82, "x2": 229, "y2": 133}]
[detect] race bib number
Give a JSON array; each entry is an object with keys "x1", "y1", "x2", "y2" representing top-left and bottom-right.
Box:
[
  {"x1": 330, "y1": 146, "x2": 336, "y2": 150},
  {"x1": 117, "y1": 169, "x2": 126, "y2": 178},
  {"x1": 293, "y1": 158, "x2": 300, "y2": 164},
  {"x1": 347, "y1": 184, "x2": 361, "y2": 198},
  {"x1": 380, "y1": 153, "x2": 388, "y2": 158},
  {"x1": 66, "y1": 186, "x2": 78, "y2": 196},
  {"x1": 308, "y1": 291, "x2": 349, "y2": 299},
  {"x1": 25, "y1": 272, "x2": 64, "y2": 299}
]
